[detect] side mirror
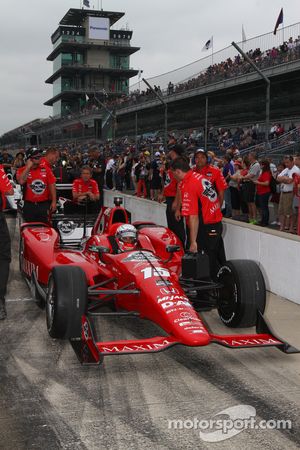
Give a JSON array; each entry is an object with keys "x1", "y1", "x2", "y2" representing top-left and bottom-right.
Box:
[
  {"x1": 89, "y1": 245, "x2": 110, "y2": 254},
  {"x1": 166, "y1": 245, "x2": 181, "y2": 253}
]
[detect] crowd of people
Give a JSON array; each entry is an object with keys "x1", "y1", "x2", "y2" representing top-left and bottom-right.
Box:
[
  {"x1": 1, "y1": 138, "x2": 300, "y2": 321},
  {"x1": 1, "y1": 136, "x2": 300, "y2": 235},
  {"x1": 109, "y1": 36, "x2": 300, "y2": 110}
]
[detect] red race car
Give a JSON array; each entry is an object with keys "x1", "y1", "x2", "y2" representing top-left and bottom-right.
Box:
[{"x1": 19, "y1": 197, "x2": 299, "y2": 365}]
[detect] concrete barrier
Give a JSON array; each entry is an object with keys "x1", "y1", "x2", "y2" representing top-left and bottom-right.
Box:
[{"x1": 104, "y1": 190, "x2": 300, "y2": 305}]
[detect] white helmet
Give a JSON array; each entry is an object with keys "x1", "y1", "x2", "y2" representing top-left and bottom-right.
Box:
[{"x1": 115, "y1": 224, "x2": 137, "y2": 252}]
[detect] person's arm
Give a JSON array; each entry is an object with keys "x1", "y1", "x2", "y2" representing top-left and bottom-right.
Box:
[
  {"x1": 86, "y1": 190, "x2": 100, "y2": 201},
  {"x1": 254, "y1": 180, "x2": 269, "y2": 186},
  {"x1": 17, "y1": 160, "x2": 33, "y2": 185},
  {"x1": 73, "y1": 191, "x2": 88, "y2": 201},
  {"x1": 218, "y1": 189, "x2": 225, "y2": 207},
  {"x1": 277, "y1": 175, "x2": 292, "y2": 184},
  {"x1": 189, "y1": 215, "x2": 199, "y2": 253}
]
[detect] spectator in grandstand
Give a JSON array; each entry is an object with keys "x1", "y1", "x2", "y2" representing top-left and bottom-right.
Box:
[
  {"x1": 228, "y1": 160, "x2": 243, "y2": 217},
  {"x1": 253, "y1": 160, "x2": 272, "y2": 226},
  {"x1": 124, "y1": 153, "x2": 133, "y2": 190},
  {"x1": 13, "y1": 152, "x2": 25, "y2": 171},
  {"x1": 105, "y1": 154, "x2": 116, "y2": 190},
  {"x1": 270, "y1": 161, "x2": 284, "y2": 226},
  {"x1": 240, "y1": 151, "x2": 261, "y2": 224},
  {"x1": 239, "y1": 156, "x2": 251, "y2": 219},
  {"x1": 131, "y1": 157, "x2": 139, "y2": 194},
  {"x1": 0, "y1": 151, "x2": 13, "y2": 175},
  {"x1": 135, "y1": 155, "x2": 149, "y2": 198},
  {"x1": 222, "y1": 154, "x2": 234, "y2": 217},
  {"x1": 277, "y1": 155, "x2": 300, "y2": 232},
  {"x1": 149, "y1": 152, "x2": 163, "y2": 201},
  {"x1": 115, "y1": 154, "x2": 126, "y2": 191}
]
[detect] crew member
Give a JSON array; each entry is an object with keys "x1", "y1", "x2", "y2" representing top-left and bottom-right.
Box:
[
  {"x1": 72, "y1": 166, "x2": 100, "y2": 211},
  {"x1": 0, "y1": 165, "x2": 14, "y2": 319},
  {"x1": 40, "y1": 147, "x2": 59, "y2": 173},
  {"x1": 159, "y1": 144, "x2": 186, "y2": 246},
  {"x1": 193, "y1": 148, "x2": 227, "y2": 207},
  {"x1": 17, "y1": 147, "x2": 56, "y2": 223},
  {"x1": 171, "y1": 157, "x2": 226, "y2": 279}
]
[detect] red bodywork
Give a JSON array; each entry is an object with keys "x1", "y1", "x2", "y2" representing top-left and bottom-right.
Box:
[{"x1": 20, "y1": 205, "x2": 298, "y2": 364}]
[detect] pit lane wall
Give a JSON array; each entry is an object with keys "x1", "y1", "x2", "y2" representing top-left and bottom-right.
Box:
[{"x1": 104, "y1": 190, "x2": 300, "y2": 305}]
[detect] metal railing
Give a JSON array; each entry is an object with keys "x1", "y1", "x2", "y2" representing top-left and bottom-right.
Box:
[{"x1": 130, "y1": 21, "x2": 300, "y2": 92}]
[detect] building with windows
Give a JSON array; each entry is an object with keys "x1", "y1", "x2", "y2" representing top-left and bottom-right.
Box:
[{"x1": 44, "y1": 8, "x2": 140, "y2": 119}]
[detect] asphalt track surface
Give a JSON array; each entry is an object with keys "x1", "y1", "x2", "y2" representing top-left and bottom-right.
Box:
[{"x1": 1, "y1": 216, "x2": 300, "y2": 450}]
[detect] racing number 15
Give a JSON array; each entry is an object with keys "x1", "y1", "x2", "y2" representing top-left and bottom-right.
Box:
[{"x1": 141, "y1": 267, "x2": 170, "y2": 280}]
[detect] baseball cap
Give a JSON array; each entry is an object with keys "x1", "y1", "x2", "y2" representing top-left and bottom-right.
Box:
[
  {"x1": 25, "y1": 147, "x2": 43, "y2": 161},
  {"x1": 155, "y1": 151, "x2": 160, "y2": 157},
  {"x1": 194, "y1": 148, "x2": 208, "y2": 158}
]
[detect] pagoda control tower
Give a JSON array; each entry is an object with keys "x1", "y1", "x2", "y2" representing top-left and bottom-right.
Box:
[{"x1": 44, "y1": 8, "x2": 140, "y2": 118}]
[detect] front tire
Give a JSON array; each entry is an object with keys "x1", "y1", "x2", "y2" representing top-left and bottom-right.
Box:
[
  {"x1": 217, "y1": 260, "x2": 266, "y2": 328},
  {"x1": 46, "y1": 266, "x2": 88, "y2": 339}
]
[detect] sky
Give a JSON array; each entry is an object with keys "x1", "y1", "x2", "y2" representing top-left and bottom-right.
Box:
[{"x1": 0, "y1": 0, "x2": 299, "y2": 135}]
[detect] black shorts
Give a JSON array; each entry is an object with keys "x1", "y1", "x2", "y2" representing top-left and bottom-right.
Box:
[
  {"x1": 230, "y1": 186, "x2": 241, "y2": 210},
  {"x1": 23, "y1": 201, "x2": 50, "y2": 224},
  {"x1": 240, "y1": 182, "x2": 256, "y2": 203}
]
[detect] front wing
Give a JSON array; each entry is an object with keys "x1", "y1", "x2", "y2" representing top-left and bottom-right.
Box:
[{"x1": 70, "y1": 312, "x2": 299, "y2": 365}]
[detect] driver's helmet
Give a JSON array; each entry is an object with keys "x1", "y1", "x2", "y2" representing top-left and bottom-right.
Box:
[{"x1": 115, "y1": 224, "x2": 137, "y2": 252}]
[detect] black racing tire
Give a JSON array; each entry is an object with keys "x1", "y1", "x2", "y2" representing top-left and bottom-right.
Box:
[
  {"x1": 217, "y1": 260, "x2": 266, "y2": 328},
  {"x1": 46, "y1": 266, "x2": 88, "y2": 339}
]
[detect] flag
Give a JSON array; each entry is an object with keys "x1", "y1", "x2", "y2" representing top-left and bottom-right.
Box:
[
  {"x1": 83, "y1": 0, "x2": 90, "y2": 7},
  {"x1": 202, "y1": 36, "x2": 213, "y2": 51},
  {"x1": 273, "y1": 8, "x2": 283, "y2": 35},
  {"x1": 242, "y1": 25, "x2": 246, "y2": 42},
  {"x1": 85, "y1": 94, "x2": 89, "y2": 102}
]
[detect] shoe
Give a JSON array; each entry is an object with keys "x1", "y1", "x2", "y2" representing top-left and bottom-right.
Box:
[
  {"x1": 270, "y1": 221, "x2": 278, "y2": 226},
  {"x1": 0, "y1": 299, "x2": 7, "y2": 320}
]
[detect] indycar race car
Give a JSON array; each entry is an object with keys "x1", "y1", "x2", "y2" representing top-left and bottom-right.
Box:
[{"x1": 19, "y1": 197, "x2": 299, "y2": 365}]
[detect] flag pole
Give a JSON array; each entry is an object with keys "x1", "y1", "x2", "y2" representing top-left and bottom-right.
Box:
[
  {"x1": 211, "y1": 38, "x2": 214, "y2": 65},
  {"x1": 242, "y1": 25, "x2": 244, "y2": 50},
  {"x1": 282, "y1": 20, "x2": 284, "y2": 44}
]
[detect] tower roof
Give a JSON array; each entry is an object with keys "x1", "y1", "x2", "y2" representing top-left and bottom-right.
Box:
[{"x1": 59, "y1": 8, "x2": 125, "y2": 27}]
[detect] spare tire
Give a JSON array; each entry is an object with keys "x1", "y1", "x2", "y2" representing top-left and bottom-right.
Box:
[
  {"x1": 217, "y1": 260, "x2": 266, "y2": 328},
  {"x1": 46, "y1": 266, "x2": 87, "y2": 339}
]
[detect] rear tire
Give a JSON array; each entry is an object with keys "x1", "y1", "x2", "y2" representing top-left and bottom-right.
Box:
[
  {"x1": 217, "y1": 260, "x2": 266, "y2": 328},
  {"x1": 46, "y1": 266, "x2": 88, "y2": 339}
]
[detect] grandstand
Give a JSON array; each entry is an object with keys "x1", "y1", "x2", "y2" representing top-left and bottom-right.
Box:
[{"x1": 2, "y1": 22, "x2": 300, "y2": 149}]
